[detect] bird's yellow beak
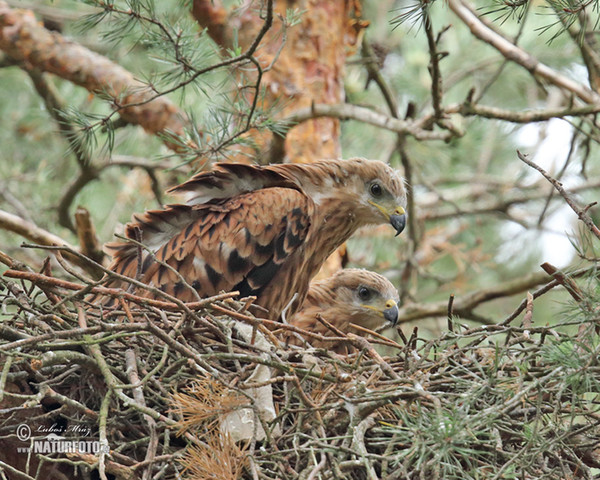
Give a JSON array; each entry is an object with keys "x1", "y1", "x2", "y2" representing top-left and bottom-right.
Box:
[
  {"x1": 382, "y1": 299, "x2": 399, "y2": 326},
  {"x1": 362, "y1": 298, "x2": 399, "y2": 326},
  {"x1": 369, "y1": 202, "x2": 407, "y2": 236}
]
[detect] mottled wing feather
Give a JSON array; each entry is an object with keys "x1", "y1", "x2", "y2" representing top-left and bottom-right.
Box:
[
  {"x1": 104, "y1": 187, "x2": 312, "y2": 307},
  {"x1": 167, "y1": 163, "x2": 299, "y2": 205}
]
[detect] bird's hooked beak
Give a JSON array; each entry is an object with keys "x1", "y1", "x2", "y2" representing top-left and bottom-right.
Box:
[
  {"x1": 369, "y1": 202, "x2": 407, "y2": 236},
  {"x1": 383, "y1": 299, "x2": 399, "y2": 326},
  {"x1": 390, "y1": 206, "x2": 407, "y2": 237}
]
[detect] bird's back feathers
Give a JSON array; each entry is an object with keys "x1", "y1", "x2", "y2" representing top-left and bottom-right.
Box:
[{"x1": 103, "y1": 187, "x2": 313, "y2": 310}]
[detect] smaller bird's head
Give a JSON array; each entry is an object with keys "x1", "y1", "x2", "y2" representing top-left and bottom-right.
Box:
[{"x1": 330, "y1": 268, "x2": 400, "y2": 330}]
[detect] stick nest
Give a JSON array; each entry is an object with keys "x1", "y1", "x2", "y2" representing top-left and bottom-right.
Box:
[{"x1": 1, "y1": 258, "x2": 599, "y2": 480}]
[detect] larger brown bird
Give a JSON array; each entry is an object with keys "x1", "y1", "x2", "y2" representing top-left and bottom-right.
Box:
[{"x1": 102, "y1": 158, "x2": 407, "y2": 319}]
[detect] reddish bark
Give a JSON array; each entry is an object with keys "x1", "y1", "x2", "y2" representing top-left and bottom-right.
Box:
[
  {"x1": 194, "y1": 0, "x2": 367, "y2": 164},
  {"x1": 191, "y1": 0, "x2": 229, "y2": 47}
]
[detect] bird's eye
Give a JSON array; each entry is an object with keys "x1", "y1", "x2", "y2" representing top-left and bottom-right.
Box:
[
  {"x1": 369, "y1": 182, "x2": 383, "y2": 197},
  {"x1": 358, "y1": 286, "x2": 372, "y2": 301}
]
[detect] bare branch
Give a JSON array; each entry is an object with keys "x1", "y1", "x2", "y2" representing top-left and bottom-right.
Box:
[
  {"x1": 447, "y1": 0, "x2": 600, "y2": 104},
  {"x1": 423, "y1": 10, "x2": 444, "y2": 120},
  {"x1": 451, "y1": 101, "x2": 600, "y2": 124},
  {"x1": 517, "y1": 150, "x2": 600, "y2": 240},
  {"x1": 397, "y1": 269, "x2": 563, "y2": 324},
  {"x1": 0, "y1": 209, "x2": 107, "y2": 278},
  {"x1": 74, "y1": 206, "x2": 105, "y2": 267},
  {"x1": 282, "y1": 102, "x2": 462, "y2": 141}
]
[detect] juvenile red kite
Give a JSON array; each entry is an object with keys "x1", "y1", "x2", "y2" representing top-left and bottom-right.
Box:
[
  {"x1": 102, "y1": 159, "x2": 406, "y2": 319},
  {"x1": 288, "y1": 268, "x2": 399, "y2": 350}
]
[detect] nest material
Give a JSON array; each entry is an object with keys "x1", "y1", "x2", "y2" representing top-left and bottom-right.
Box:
[{"x1": 1, "y1": 259, "x2": 599, "y2": 480}]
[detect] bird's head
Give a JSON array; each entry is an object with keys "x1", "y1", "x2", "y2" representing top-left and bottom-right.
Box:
[
  {"x1": 326, "y1": 158, "x2": 408, "y2": 236},
  {"x1": 360, "y1": 159, "x2": 407, "y2": 236},
  {"x1": 329, "y1": 268, "x2": 400, "y2": 330}
]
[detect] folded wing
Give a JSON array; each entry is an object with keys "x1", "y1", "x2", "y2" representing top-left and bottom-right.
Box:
[{"x1": 103, "y1": 187, "x2": 312, "y2": 305}]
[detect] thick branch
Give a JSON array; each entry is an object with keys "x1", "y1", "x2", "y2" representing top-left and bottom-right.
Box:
[
  {"x1": 0, "y1": 209, "x2": 101, "y2": 275},
  {"x1": 0, "y1": 209, "x2": 74, "y2": 251},
  {"x1": 0, "y1": 1, "x2": 190, "y2": 151},
  {"x1": 447, "y1": 0, "x2": 600, "y2": 104}
]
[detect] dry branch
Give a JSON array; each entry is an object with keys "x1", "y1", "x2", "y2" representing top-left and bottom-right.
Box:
[
  {"x1": 282, "y1": 102, "x2": 461, "y2": 142},
  {"x1": 0, "y1": 209, "x2": 73, "y2": 252},
  {"x1": 447, "y1": 0, "x2": 600, "y2": 104},
  {"x1": 74, "y1": 206, "x2": 105, "y2": 267},
  {"x1": 395, "y1": 267, "x2": 590, "y2": 324},
  {"x1": 0, "y1": 209, "x2": 106, "y2": 278},
  {"x1": 517, "y1": 150, "x2": 600, "y2": 240},
  {"x1": 451, "y1": 101, "x2": 600, "y2": 123}
]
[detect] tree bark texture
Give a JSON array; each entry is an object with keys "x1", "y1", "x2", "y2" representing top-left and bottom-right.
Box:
[{"x1": 193, "y1": 0, "x2": 368, "y2": 164}]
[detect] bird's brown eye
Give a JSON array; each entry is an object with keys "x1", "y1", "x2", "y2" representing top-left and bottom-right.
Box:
[
  {"x1": 358, "y1": 286, "x2": 372, "y2": 301},
  {"x1": 369, "y1": 182, "x2": 383, "y2": 197}
]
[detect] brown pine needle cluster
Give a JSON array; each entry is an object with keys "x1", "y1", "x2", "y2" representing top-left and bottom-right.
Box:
[
  {"x1": 171, "y1": 378, "x2": 248, "y2": 436},
  {"x1": 178, "y1": 433, "x2": 248, "y2": 480}
]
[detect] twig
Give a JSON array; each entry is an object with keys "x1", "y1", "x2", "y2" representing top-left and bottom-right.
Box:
[
  {"x1": 522, "y1": 292, "x2": 534, "y2": 329},
  {"x1": 125, "y1": 348, "x2": 158, "y2": 480},
  {"x1": 517, "y1": 150, "x2": 600, "y2": 240},
  {"x1": 452, "y1": 100, "x2": 600, "y2": 123},
  {"x1": 396, "y1": 268, "x2": 561, "y2": 324},
  {"x1": 423, "y1": 9, "x2": 444, "y2": 120},
  {"x1": 447, "y1": 0, "x2": 600, "y2": 104},
  {"x1": 540, "y1": 262, "x2": 585, "y2": 303},
  {"x1": 2, "y1": 268, "x2": 238, "y2": 313},
  {"x1": 447, "y1": 294, "x2": 455, "y2": 332}
]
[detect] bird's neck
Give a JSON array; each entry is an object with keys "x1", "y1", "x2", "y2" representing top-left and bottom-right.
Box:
[{"x1": 298, "y1": 197, "x2": 359, "y2": 291}]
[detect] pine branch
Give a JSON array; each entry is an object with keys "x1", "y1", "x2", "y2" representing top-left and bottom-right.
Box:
[{"x1": 0, "y1": 1, "x2": 191, "y2": 152}]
